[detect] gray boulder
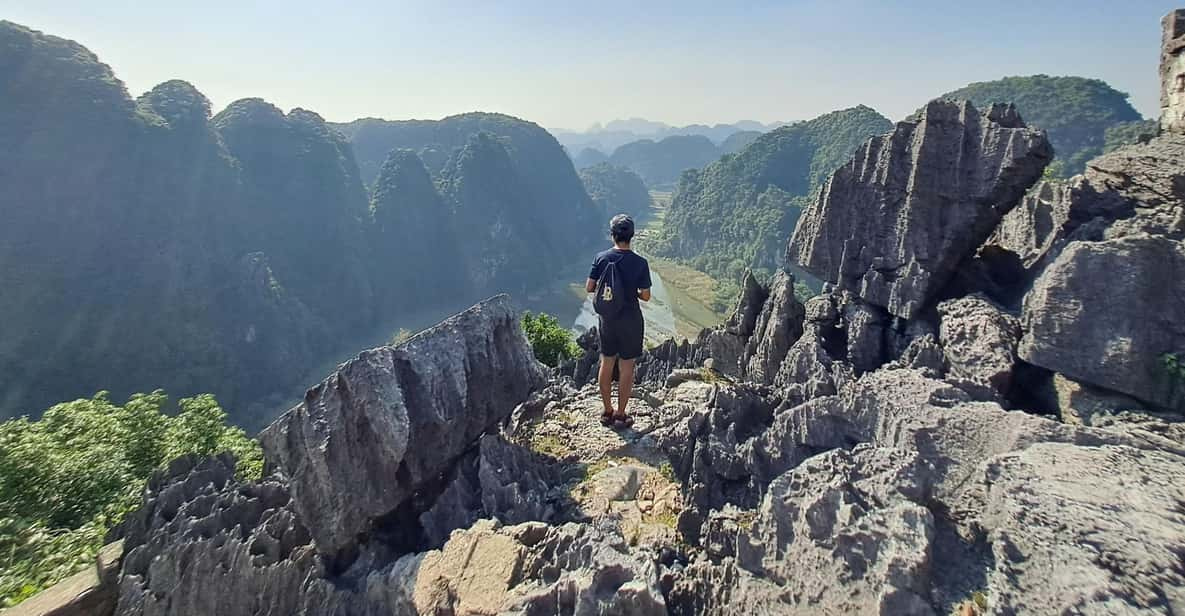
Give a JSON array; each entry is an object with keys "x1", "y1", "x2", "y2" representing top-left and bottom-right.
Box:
[
  {"x1": 937, "y1": 294, "x2": 1021, "y2": 401},
  {"x1": 842, "y1": 296, "x2": 888, "y2": 375},
  {"x1": 753, "y1": 368, "x2": 1185, "y2": 514},
  {"x1": 476, "y1": 434, "x2": 566, "y2": 526},
  {"x1": 694, "y1": 270, "x2": 770, "y2": 378},
  {"x1": 734, "y1": 445, "x2": 937, "y2": 615},
  {"x1": 1020, "y1": 234, "x2": 1185, "y2": 411},
  {"x1": 259, "y1": 295, "x2": 546, "y2": 557},
  {"x1": 1084, "y1": 134, "x2": 1185, "y2": 241},
  {"x1": 986, "y1": 180, "x2": 1076, "y2": 269},
  {"x1": 787, "y1": 100, "x2": 1052, "y2": 319},
  {"x1": 980, "y1": 443, "x2": 1185, "y2": 613},
  {"x1": 743, "y1": 270, "x2": 805, "y2": 384}
]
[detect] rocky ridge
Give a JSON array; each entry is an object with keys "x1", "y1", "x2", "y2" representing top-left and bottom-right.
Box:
[{"x1": 38, "y1": 10, "x2": 1185, "y2": 616}]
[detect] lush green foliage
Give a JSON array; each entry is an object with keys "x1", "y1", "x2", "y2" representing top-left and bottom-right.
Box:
[
  {"x1": 937, "y1": 75, "x2": 1144, "y2": 177},
  {"x1": 650, "y1": 106, "x2": 892, "y2": 285},
  {"x1": 609, "y1": 135, "x2": 722, "y2": 188},
  {"x1": 1103, "y1": 119, "x2": 1159, "y2": 154},
  {"x1": 0, "y1": 391, "x2": 261, "y2": 606},
  {"x1": 579, "y1": 163, "x2": 653, "y2": 223},
  {"x1": 522, "y1": 312, "x2": 580, "y2": 368}
]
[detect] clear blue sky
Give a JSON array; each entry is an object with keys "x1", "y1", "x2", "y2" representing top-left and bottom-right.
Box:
[{"x1": 2, "y1": 1, "x2": 1178, "y2": 129}]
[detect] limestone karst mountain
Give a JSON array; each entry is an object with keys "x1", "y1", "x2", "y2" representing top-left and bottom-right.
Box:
[
  {"x1": 652, "y1": 105, "x2": 893, "y2": 285},
  {"x1": 0, "y1": 21, "x2": 601, "y2": 426},
  {"x1": 578, "y1": 163, "x2": 652, "y2": 221},
  {"x1": 12, "y1": 9, "x2": 1185, "y2": 616},
  {"x1": 608, "y1": 134, "x2": 723, "y2": 188}
]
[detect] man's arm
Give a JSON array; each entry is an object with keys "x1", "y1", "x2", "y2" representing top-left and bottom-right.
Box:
[
  {"x1": 586, "y1": 278, "x2": 597, "y2": 293},
  {"x1": 638, "y1": 261, "x2": 653, "y2": 302}
]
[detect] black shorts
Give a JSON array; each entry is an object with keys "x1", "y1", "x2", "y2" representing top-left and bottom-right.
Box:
[{"x1": 599, "y1": 309, "x2": 644, "y2": 360}]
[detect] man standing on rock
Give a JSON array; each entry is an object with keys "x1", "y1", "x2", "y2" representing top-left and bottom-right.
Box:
[{"x1": 587, "y1": 214, "x2": 652, "y2": 428}]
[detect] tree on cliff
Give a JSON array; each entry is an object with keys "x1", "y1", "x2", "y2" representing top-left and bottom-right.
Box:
[{"x1": 0, "y1": 391, "x2": 261, "y2": 606}]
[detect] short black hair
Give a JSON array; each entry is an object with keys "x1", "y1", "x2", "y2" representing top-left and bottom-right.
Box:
[{"x1": 610, "y1": 214, "x2": 635, "y2": 243}]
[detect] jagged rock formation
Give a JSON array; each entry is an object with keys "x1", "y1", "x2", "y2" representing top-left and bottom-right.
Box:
[
  {"x1": 788, "y1": 100, "x2": 1053, "y2": 320},
  {"x1": 111, "y1": 297, "x2": 672, "y2": 615},
  {"x1": 937, "y1": 294, "x2": 1021, "y2": 401},
  {"x1": 259, "y1": 296, "x2": 544, "y2": 557}
]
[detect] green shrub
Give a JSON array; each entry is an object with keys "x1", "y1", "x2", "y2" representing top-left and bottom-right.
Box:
[
  {"x1": 521, "y1": 311, "x2": 580, "y2": 368},
  {"x1": 0, "y1": 391, "x2": 262, "y2": 607}
]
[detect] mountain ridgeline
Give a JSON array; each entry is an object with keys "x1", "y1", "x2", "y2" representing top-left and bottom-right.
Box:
[
  {"x1": 935, "y1": 75, "x2": 1153, "y2": 176},
  {"x1": 650, "y1": 105, "x2": 893, "y2": 285},
  {"x1": 606, "y1": 134, "x2": 723, "y2": 188},
  {"x1": 0, "y1": 21, "x2": 600, "y2": 425}
]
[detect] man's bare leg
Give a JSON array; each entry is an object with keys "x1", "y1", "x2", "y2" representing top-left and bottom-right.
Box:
[
  {"x1": 598, "y1": 355, "x2": 617, "y2": 416},
  {"x1": 616, "y1": 358, "x2": 636, "y2": 419}
]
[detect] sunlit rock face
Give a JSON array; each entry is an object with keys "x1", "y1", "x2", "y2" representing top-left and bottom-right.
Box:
[{"x1": 1162, "y1": 9, "x2": 1185, "y2": 134}]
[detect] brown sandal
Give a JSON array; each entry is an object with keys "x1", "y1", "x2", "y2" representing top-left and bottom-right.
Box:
[
  {"x1": 613, "y1": 414, "x2": 633, "y2": 429},
  {"x1": 600, "y1": 410, "x2": 615, "y2": 426}
]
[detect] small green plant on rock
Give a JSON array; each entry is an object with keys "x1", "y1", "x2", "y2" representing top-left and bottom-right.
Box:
[
  {"x1": 952, "y1": 590, "x2": 989, "y2": 615},
  {"x1": 735, "y1": 510, "x2": 757, "y2": 532},
  {"x1": 522, "y1": 312, "x2": 581, "y2": 368},
  {"x1": 658, "y1": 462, "x2": 679, "y2": 484},
  {"x1": 1159, "y1": 353, "x2": 1185, "y2": 407},
  {"x1": 529, "y1": 434, "x2": 570, "y2": 459},
  {"x1": 389, "y1": 328, "x2": 413, "y2": 345},
  {"x1": 1160, "y1": 353, "x2": 1185, "y2": 383}
]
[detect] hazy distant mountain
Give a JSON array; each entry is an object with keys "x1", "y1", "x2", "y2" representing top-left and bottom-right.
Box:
[
  {"x1": 609, "y1": 134, "x2": 722, "y2": 188},
  {"x1": 598, "y1": 118, "x2": 671, "y2": 134},
  {"x1": 554, "y1": 118, "x2": 790, "y2": 155},
  {"x1": 0, "y1": 21, "x2": 601, "y2": 425},
  {"x1": 720, "y1": 130, "x2": 763, "y2": 154},
  {"x1": 573, "y1": 147, "x2": 610, "y2": 170}
]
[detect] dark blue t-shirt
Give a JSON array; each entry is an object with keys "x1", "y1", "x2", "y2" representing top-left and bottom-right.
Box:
[{"x1": 589, "y1": 248, "x2": 652, "y2": 313}]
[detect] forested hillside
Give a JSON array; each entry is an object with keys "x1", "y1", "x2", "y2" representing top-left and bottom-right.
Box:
[
  {"x1": 0, "y1": 21, "x2": 600, "y2": 426},
  {"x1": 608, "y1": 134, "x2": 722, "y2": 188},
  {"x1": 650, "y1": 105, "x2": 892, "y2": 291},
  {"x1": 719, "y1": 130, "x2": 763, "y2": 154},
  {"x1": 936, "y1": 75, "x2": 1149, "y2": 176},
  {"x1": 578, "y1": 163, "x2": 652, "y2": 221}
]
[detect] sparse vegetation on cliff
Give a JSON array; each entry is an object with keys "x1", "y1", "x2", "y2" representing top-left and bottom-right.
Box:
[
  {"x1": 522, "y1": 311, "x2": 581, "y2": 368},
  {"x1": 0, "y1": 391, "x2": 261, "y2": 606}
]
